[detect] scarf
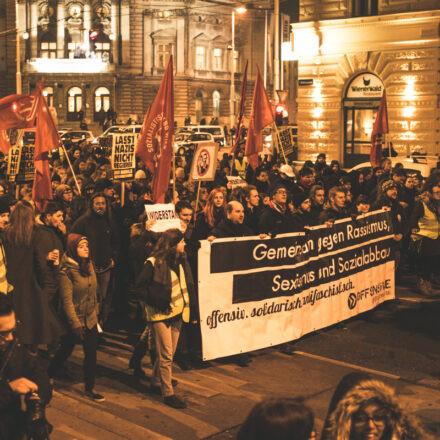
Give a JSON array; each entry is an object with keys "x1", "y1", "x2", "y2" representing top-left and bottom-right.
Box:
[{"x1": 268, "y1": 200, "x2": 286, "y2": 214}]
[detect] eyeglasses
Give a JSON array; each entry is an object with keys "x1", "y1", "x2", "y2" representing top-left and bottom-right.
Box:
[
  {"x1": 276, "y1": 190, "x2": 287, "y2": 195},
  {"x1": 352, "y1": 410, "x2": 387, "y2": 426}
]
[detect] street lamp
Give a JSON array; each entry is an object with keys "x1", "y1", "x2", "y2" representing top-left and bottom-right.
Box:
[{"x1": 230, "y1": 5, "x2": 247, "y2": 129}]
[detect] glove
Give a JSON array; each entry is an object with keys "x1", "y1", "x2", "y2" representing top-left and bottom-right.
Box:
[{"x1": 72, "y1": 326, "x2": 85, "y2": 341}]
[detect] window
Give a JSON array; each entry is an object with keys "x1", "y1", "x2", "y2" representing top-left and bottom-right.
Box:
[
  {"x1": 352, "y1": 0, "x2": 378, "y2": 17},
  {"x1": 43, "y1": 87, "x2": 54, "y2": 107},
  {"x1": 94, "y1": 42, "x2": 111, "y2": 61},
  {"x1": 157, "y1": 43, "x2": 172, "y2": 69},
  {"x1": 67, "y1": 87, "x2": 82, "y2": 121},
  {"x1": 213, "y1": 48, "x2": 222, "y2": 71},
  {"x1": 94, "y1": 87, "x2": 110, "y2": 122},
  {"x1": 40, "y1": 41, "x2": 57, "y2": 58},
  {"x1": 68, "y1": 42, "x2": 83, "y2": 59},
  {"x1": 195, "y1": 46, "x2": 206, "y2": 70},
  {"x1": 213, "y1": 91, "x2": 220, "y2": 118}
]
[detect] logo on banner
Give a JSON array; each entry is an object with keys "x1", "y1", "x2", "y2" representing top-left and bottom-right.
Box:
[
  {"x1": 197, "y1": 149, "x2": 210, "y2": 176},
  {"x1": 347, "y1": 293, "x2": 357, "y2": 309},
  {"x1": 13, "y1": 95, "x2": 39, "y2": 124},
  {"x1": 145, "y1": 113, "x2": 170, "y2": 168}
]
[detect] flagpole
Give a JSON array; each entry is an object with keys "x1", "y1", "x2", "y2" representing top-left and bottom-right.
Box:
[
  {"x1": 272, "y1": 123, "x2": 288, "y2": 164},
  {"x1": 172, "y1": 136, "x2": 176, "y2": 203},
  {"x1": 194, "y1": 180, "x2": 201, "y2": 218},
  {"x1": 121, "y1": 181, "x2": 125, "y2": 207},
  {"x1": 60, "y1": 143, "x2": 81, "y2": 194}
]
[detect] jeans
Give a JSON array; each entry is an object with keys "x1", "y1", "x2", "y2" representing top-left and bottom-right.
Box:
[
  {"x1": 96, "y1": 269, "x2": 112, "y2": 324},
  {"x1": 50, "y1": 325, "x2": 99, "y2": 391}
]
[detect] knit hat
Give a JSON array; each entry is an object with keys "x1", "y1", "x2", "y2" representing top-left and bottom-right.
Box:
[
  {"x1": 381, "y1": 179, "x2": 397, "y2": 193},
  {"x1": 292, "y1": 191, "x2": 310, "y2": 208},
  {"x1": 95, "y1": 178, "x2": 113, "y2": 192},
  {"x1": 55, "y1": 184, "x2": 72, "y2": 199},
  {"x1": 0, "y1": 197, "x2": 10, "y2": 215},
  {"x1": 270, "y1": 184, "x2": 287, "y2": 198},
  {"x1": 66, "y1": 233, "x2": 88, "y2": 262}
]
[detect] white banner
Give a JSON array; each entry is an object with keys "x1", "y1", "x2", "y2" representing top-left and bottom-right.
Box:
[
  {"x1": 144, "y1": 203, "x2": 181, "y2": 232},
  {"x1": 198, "y1": 210, "x2": 395, "y2": 360}
]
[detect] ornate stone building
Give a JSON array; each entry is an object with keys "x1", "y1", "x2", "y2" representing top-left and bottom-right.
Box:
[
  {"x1": 290, "y1": 0, "x2": 440, "y2": 166},
  {"x1": 1, "y1": 0, "x2": 282, "y2": 129}
]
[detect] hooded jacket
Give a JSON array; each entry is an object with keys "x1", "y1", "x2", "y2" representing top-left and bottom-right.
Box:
[{"x1": 321, "y1": 378, "x2": 429, "y2": 440}]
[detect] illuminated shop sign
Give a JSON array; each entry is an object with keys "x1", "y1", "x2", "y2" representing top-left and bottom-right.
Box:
[{"x1": 346, "y1": 73, "x2": 384, "y2": 99}]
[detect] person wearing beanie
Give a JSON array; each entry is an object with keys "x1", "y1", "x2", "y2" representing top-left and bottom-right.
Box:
[
  {"x1": 71, "y1": 192, "x2": 119, "y2": 327},
  {"x1": 55, "y1": 184, "x2": 74, "y2": 228},
  {"x1": 259, "y1": 184, "x2": 294, "y2": 236},
  {"x1": 291, "y1": 192, "x2": 317, "y2": 231},
  {"x1": 95, "y1": 178, "x2": 115, "y2": 201},
  {"x1": 49, "y1": 234, "x2": 105, "y2": 402}
]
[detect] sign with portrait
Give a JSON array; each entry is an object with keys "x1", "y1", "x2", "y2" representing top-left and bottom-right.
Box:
[{"x1": 190, "y1": 143, "x2": 218, "y2": 181}]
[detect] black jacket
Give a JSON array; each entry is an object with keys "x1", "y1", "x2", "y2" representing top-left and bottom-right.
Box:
[
  {"x1": 259, "y1": 205, "x2": 294, "y2": 236},
  {"x1": 212, "y1": 219, "x2": 253, "y2": 238},
  {"x1": 0, "y1": 341, "x2": 51, "y2": 440},
  {"x1": 319, "y1": 206, "x2": 348, "y2": 223},
  {"x1": 244, "y1": 206, "x2": 261, "y2": 235},
  {"x1": 291, "y1": 210, "x2": 319, "y2": 231}
]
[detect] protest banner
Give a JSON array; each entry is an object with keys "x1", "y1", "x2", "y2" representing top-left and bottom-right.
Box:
[
  {"x1": 198, "y1": 210, "x2": 395, "y2": 360},
  {"x1": 7, "y1": 146, "x2": 21, "y2": 182},
  {"x1": 190, "y1": 143, "x2": 218, "y2": 181},
  {"x1": 144, "y1": 203, "x2": 182, "y2": 232},
  {"x1": 226, "y1": 175, "x2": 247, "y2": 189},
  {"x1": 111, "y1": 133, "x2": 138, "y2": 179},
  {"x1": 16, "y1": 144, "x2": 35, "y2": 182},
  {"x1": 275, "y1": 126, "x2": 297, "y2": 161}
]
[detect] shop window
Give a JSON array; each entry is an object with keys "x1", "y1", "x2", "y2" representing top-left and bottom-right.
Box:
[
  {"x1": 94, "y1": 86, "x2": 110, "y2": 122},
  {"x1": 67, "y1": 87, "x2": 82, "y2": 121},
  {"x1": 213, "y1": 48, "x2": 223, "y2": 71},
  {"x1": 195, "y1": 46, "x2": 206, "y2": 70},
  {"x1": 43, "y1": 86, "x2": 54, "y2": 107},
  {"x1": 156, "y1": 43, "x2": 172, "y2": 69},
  {"x1": 213, "y1": 91, "x2": 220, "y2": 118}
]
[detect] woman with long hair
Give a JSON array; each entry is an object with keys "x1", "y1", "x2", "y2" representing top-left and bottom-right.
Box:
[
  {"x1": 2, "y1": 201, "x2": 63, "y2": 349},
  {"x1": 49, "y1": 234, "x2": 104, "y2": 402},
  {"x1": 136, "y1": 228, "x2": 193, "y2": 409}
]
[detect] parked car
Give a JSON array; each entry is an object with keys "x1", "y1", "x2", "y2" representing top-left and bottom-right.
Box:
[
  {"x1": 61, "y1": 130, "x2": 95, "y2": 147},
  {"x1": 348, "y1": 155, "x2": 439, "y2": 178},
  {"x1": 188, "y1": 125, "x2": 226, "y2": 147},
  {"x1": 174, "y1": 132, "x2": 216, "y2": 155},
  {"x1": 92, "y1": 125, "x2": 142, "y2": 147}
]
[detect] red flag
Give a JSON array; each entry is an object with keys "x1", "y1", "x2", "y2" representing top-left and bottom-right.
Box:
[
  {"x1": 370, "y1": 90, "x2": 388, "y2": 168},
  {"x1": 0, "y1": 92, "x2": 40, "y2": 130},
  {"x1": 230, "y1": 60, "x2": 248, "y2": 155},
  {"x1": 136, "y1": 57, "x2": 174, "y2": 202},
  {"x1": 32, "y1": 87, "x2": 61, "y2": 211},
  {"x1": 0, "y1": 131, "x2": 11, "y2": 155},
  {"x1": 244, "y1": 66, "x2": 274, "y2": 169}
]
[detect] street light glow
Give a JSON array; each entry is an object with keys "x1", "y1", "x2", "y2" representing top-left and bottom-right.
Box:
[{"x1": 236, "y1": 6, "x2": 247, "y2": 14}]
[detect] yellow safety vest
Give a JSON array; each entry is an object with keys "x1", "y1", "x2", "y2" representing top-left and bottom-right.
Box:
[
  {"x1": 145, "y1": 257, "x2": 190, "y2": 323},
  {"x1": 234, "y1": 158, "x2": 248, "y2": 179},
  {"x1": 417, "y1": 202, "x2": 440, "y2": 240}
]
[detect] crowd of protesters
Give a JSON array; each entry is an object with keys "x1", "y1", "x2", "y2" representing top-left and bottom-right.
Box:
[{"x1": 0, "y1": 137, "x2": 439, "y2": 437}]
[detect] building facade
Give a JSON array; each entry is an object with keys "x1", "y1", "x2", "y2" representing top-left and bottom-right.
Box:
[
  {"x1": 290, "y1": 0, "x2": 440, "y2": 166},
  {"x1": 1, "y1": 0, "x2": 280, "y2": 130}
]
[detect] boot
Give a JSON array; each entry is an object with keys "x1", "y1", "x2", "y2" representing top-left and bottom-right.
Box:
[{"x1": 129, "y1": 340, "x2": 148, "y2": 378}]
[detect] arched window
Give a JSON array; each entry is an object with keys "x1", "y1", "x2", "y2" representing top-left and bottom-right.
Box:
[
  {"x1": 43, "y1": 86, "x2": 54, "y2": 107},
  {"x1": 195, "y1": 89, "x2": 204, "y2": 122},
  {"x1": 213, "y1": 91, "x2": 220, "y2": 118},
  {"x1": 67, "y1": 87, "x2": 82, "y2": 121},
  {"x1": 94, "y1": 86, "x2": 110, "y2": 121}
]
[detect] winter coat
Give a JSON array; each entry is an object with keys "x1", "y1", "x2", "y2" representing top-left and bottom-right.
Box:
[
  {"x1": 211, "y1": 218, "x2": 253, "y2": 238},
  {"x1": 291, "y1": 210, "x2": 318, "y2": 231},
  {"x1": 244, "y1": 206, "x2": 261, "y2": 235},
  {"x1": 321, "y1": 378, "x2": 429, "y2": 440},
  {"x1": 2, "y1": 229, "x2": 63, "y2": 346},
  {"x1": 71, "y1": 205, "x2": 119, "y2": 271},
  {"x1": 0, "y1": 342, "x2": 52, "y2": 440},
  {"x1": 59, "y1": 255, "x2": 98, "y2": 330},
  {"x1": 259, "y1": 205, "x2": 294, "y2": 235},
  {"x1": 319, "y1": 206, "x2": 348, "y2": 224}
]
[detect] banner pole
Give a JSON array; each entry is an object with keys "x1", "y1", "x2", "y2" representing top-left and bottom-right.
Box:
[
  {"x1": 15, "y1": 183, "x2": 20, "y2": 200},
  {"x1": 194, "y1": 180, "x2": 201, "y2": 217},
  {"x1": 60, "y1": 143, "x2": 81, "y2": 194},
  {"x1": 272, "y1": 123, "x2": 288, "y2": 164},
  {"x1": 172, "y1": 136, "x2": 176, "y2": 203},
  {"x1": 121, "y1": 181, "x2": 125, "y2": 207}
]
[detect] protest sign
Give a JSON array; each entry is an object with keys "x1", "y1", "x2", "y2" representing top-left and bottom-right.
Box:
[
  {"x1": 144, "y1": 203, "x2": 182, "y2": 232},
  {"x1": 275, "y1": 126, "x2": 297, "y2": 161},
  {"x1": 7, "y1": 146, "x2": 21, "y2": 182},
  {"x1": 226, "y1": 175, "x2": 247, "y2": 189},
  {"x1": 190, "y1": 143, "x2": 218, "y2": 181},
  {"x1": 198, "y1": 210, "x2": 395, "y2": 360},
  {"x1": 111, "y1": 133, "x2": 138, "y2": 179},
  {"x1": 16, "y1": 144, "x2": 35, "y2": 182}
]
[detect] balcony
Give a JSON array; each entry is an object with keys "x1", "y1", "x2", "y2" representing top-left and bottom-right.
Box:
[{"x1": 25, "y1": 58, "x2": 114, "y2": 74}]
